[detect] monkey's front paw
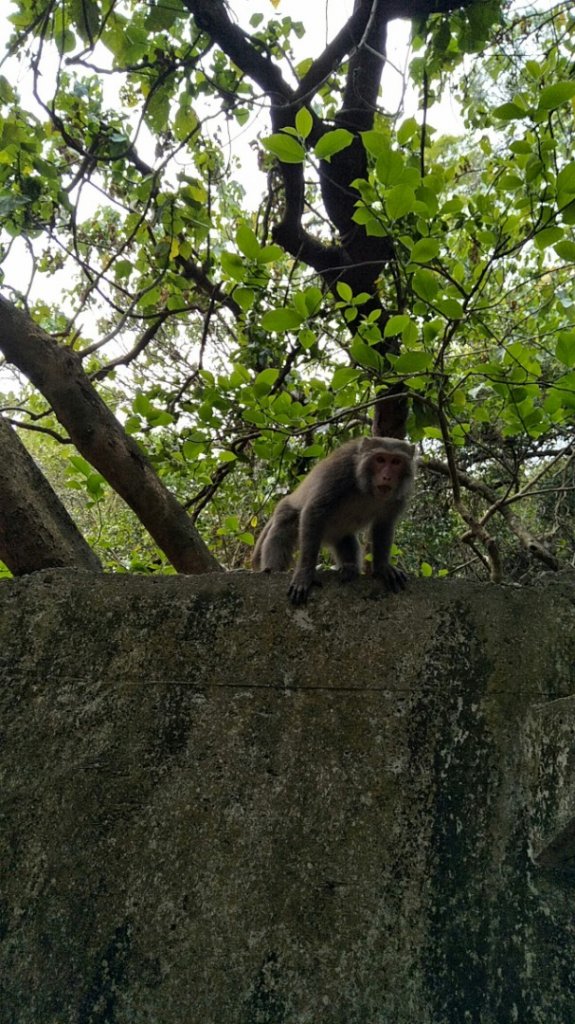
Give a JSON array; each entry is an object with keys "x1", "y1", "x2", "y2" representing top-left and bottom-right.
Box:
[
  {"x1": 288, "y1": 570, "x2": 322, "y2": 606},
  {"x1": 374, "y1": 565, "x2": 408, "y2": 594}
]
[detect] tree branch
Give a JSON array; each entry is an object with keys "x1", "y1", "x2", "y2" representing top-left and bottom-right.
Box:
[
  {"x1": 0, "y1": 295, "x2": 221, "y2": 574},
  {"x1": 425, "y1": 457, "x2": 560, "y2": 572}
]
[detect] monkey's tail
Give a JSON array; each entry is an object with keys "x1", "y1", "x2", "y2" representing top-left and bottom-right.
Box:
[
  {"x1": 252, "y1": 500, "x2": 298, "y2": 572},
  {"x1": 252, "y1": 518, "x2": 272, "y2": 570}
]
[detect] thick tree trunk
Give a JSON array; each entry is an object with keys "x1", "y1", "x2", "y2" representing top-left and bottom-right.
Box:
[
  {"x1": 0, "y1": 296, "x2": 221, "y2": 574},
  {"x1": 0, "y1": 416, "x2": 103, "y2": 575}
]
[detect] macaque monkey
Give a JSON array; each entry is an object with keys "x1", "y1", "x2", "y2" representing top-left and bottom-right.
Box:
[{"x1": 252, "y1": 437, "x2": 416, "y2": 605}]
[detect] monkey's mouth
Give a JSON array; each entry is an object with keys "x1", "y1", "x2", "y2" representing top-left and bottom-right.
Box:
[{"x1": 377, "y1": 484, "x2": 392, "y2": 493}]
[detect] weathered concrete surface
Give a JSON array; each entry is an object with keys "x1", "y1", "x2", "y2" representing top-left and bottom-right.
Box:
[{"x1": 1, "y1": 569, "x2": 574, "y2": 1024}]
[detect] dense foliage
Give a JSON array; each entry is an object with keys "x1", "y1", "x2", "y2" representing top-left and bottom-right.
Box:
[{"x1": 0, "y1": 0, "x2": 573, "y2": 581}]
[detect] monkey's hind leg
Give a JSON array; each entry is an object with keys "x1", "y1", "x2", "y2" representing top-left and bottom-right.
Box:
[
  {"x1": 332, "y1": 534, "x2": 362, "y2": 583},
  {"x1": 254, "y1": 501, "x2": 299, "y2": 572}
]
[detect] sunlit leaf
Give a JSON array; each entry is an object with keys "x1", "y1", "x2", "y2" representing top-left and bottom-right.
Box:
[
  {"x1": 538, "y1": 82, "x2": 575, "y2": 112},
  {"x1": 261, "y1": 308, "x2": 304, "y2": 332},
  {"x1": 553, "y1": 240, "x2": 575, "y2": 262},
  {"x1": 384, "y1": 315, "x2": 410, "y2": 337},
  {"x1": 534, "y1": 226, "x2": 563, "y2": 250},
  {"x1": 251, "y1": 368, "x2": 278, "y2": 395},
  {"x1": 336, "y1": 281, "x2": 353, "y2": 302},
  {"x1": 411, "y1": 237, "x2": 440, "y2": 262},
  {"x1": 436, "y1": 298, "x2": 464, "y2": 319},
  {"x1": 412, "y1": 269, "x2": 439, "y2": 302},
  {"x1": 493, "y1": 102, "x2": 528, "y2": 120},
  {"x1": 295, "y1": 107, "x2": 313, "y2": 140},
  {"x1": 386, "y1": 185, "x2": 416, "y2": 220},
  {"x1": 221, "y1": 251, "x2": 246, "y2": 282},
  {"x1": 392, "y1": 351, "x2": 433, "y2": 373},
  {"x1": 314, "y1": 129, "x2": 354, "y2": 162},
  {"x1": 556, "y1": 332, "x2": 575, "y2": 367},
  {"x1": 262, "y1": 134, "x2": 306, "y2": 163},
  {"x1": 350, "y1": 337, "x2": 383, "y2": 371}
]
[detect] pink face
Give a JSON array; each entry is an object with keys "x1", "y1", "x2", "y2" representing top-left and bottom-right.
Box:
[{"x1": 371, "y1": 451, "x2": 406, "y2": 495}]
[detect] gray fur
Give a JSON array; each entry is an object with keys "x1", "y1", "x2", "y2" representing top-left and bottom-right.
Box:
[{"x1": 253, "y1": 437, "x2": 416, "y2": 604}]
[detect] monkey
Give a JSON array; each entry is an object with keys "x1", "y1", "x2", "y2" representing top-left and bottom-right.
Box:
[{"x1": 252, "y1": 436, "x2": 416, "y2": 605}]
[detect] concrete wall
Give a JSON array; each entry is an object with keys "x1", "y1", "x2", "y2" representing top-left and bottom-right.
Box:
[{"x1": 1, "y1": 569, "x2": 574, "y2": 1024}]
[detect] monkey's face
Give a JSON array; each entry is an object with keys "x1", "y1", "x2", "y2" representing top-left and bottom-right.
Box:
[{"x1": 370, "y1": 452, "x2": 408, "y2": 496}]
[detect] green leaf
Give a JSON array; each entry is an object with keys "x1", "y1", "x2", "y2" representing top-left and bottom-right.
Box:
[
  {"x1": 393, "y1": 351, "x2": 433, "y2": 373},
  {"x1": 114, "y1": 260, "x2": 133, "y2": 279},
  {"x1": 420, "y1": 562, "x2": 433, "y2": 578},
  {"x1": 553, "y1": 240, "x2": 575, "y2": 262},
  {"x1": 303, "y1": 286, "x2": 323, "y2": 315},
  {"x1": 257, "y1": 244, "x2": 283, "y2": 263},
  {"x1": 403, "y1": 319, "x2": 419, "y2": 346},
  {"x1": 412, "y1": 269, "x2": 439, "y2": 302},
  {"x1": 236, "y1": 224, "x2": 260, "y2": 260},
  {"x1": 149, "y1": 411, "x2": 175, "y2": 427},
  {"x1": 221, "y1": 251, "x2": 246, "y2": 282},
  {"x1": 363, "y1": 218, "x2": 387, "y2": 237},
  {"x1": 384, "y1": 315, "x2": 410, "y2": 337},
  {"x1": 557, "y1": 163, "x2": 575, "y2": 194},
  {"x1": 133, "y1": 393, "x2": 155, "y2": 418},
  {"x1": 198, "y1": 401, "x2": 215, "y2": 423},
  {"x1": 375, "y1": 149, "x2": 405, "y2": 186},
  {"x1": 295, "y1": 107, "x2": 313, "y2": 140},
  {"x1": 86, "y1": 473, "x2": 105, "y2": 497},
  {"x1": 538, "y1": 82, "x2": 575, "y2": 112},
  {"x1": 233, "y1": 287, "x2": 255, "y2": 312},
  {"x1": 410, "y1": 237, "x2": 440, "y2": 263},
  {"x1": 143, "y1": 0, "x2": 184, "y2": 30},
  {"x1": 525, "y1": 157, "x2": 544, "y2": 184},
  {"x1": 182, "y1": 438, "x2": 204, "y2": 458},
  {"x1": 361, "y1": 130, "x2": 390, "y2": 158},
  {"x1": 253, "y1": 368, "x2": 280, "y2": 396},
  {"x1": 415, "y1": 186, "x2": 438, "y2": 215},
  {"x1": 493, "y1": 102, "x2": 528, "y2": 121},
  {"x1": 292, "y1": 291, "x2": 308, "y2": 318},
  {"x1": 262, "y1": 134, "x2": 306, "y2": 164},
  {"x1": 556, "y1": 332, "x2": 575, "y2": 367},
  {"x1": 397, "y1": 117, "x2": 418, "y2": 145},
  {"x1": 298, "y1": 328, "x2": 317, "y2": 350},
  {"x1": 0, "y1": 76, "x2": 15, "y2": 104},
  {"x1": 534, "y1": 226, "x2": 563, "y2": 251},
  {"x1": 145, "y1": 88, "x2": 170, "y2": 133},
  {"x1": 69, "y1": 455, "x2": 93, "y2": 477},
  {"x1": 386, "y1": 185, "x2": 416, "y2": 220},
  {"x1": 436, "y1": 298, "x2": 464, "y2": 319},
  {"x1": 314, "y1": 129, "x2": 354, "y2": 162},
  {"x1": 332, "y1": 367, "x2": 361, "y2": 389},
  {"x1": 336, "y1": 281, "x2": 353, "y2": 302},
  {"x1": 174, "y1": 103, "x2": 199, "y2": 142},
  {"x1": 243, "y1": 408, "x2": 267, "y2": 426},
  {"x1": 562, "y1": 202, "x2": 575, "y2": 226},
  {"x1": 350, "y1": 337, "x2": 383, "y2": 371},
  {"x1": 301, "y1": 444, "x2": 324, "y2": 458},
  {"x1": 261, "y1": 308, "x2": 304, "y2": 332}
]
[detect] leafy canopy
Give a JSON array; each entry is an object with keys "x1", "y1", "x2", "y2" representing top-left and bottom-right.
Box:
[{"x1": 0, "y1": 0, "x2": 573, "y2": 580}]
